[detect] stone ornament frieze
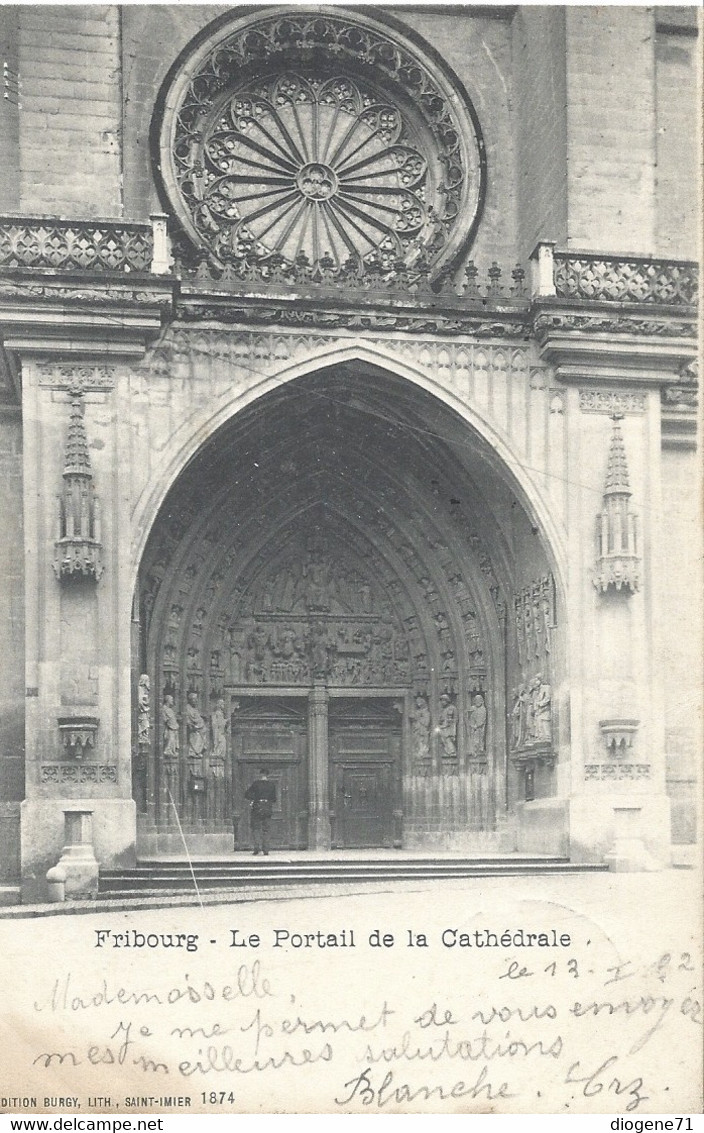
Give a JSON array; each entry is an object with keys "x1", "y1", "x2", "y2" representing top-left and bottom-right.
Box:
[
  {"x1": 155, "y1": 9, "x2": 485, "y2": 278},
  {"x1": 139, "y1": 326, "x2": 538, "y2": 384},
  {"x1": 151, "y1": 510, "x2": 490, "y2": 699},
  {"x1": 533, "y1": 311, "x2": 696, "y2": 341},
  {"x1": 662, "y1": 385, "x2": 698, "y2": 410},
  {"x1": 584, "y1": 763, "x2": 651, "y2": 781},
  {"x1": 579, "y1": 389, "x2": 646, "y2": 414},
  {"x1": 207, "y1": 531, "x2": 419, "y2": 690},
  {"x1": 661, "y1": 358, "x2": 699, "y2": 412},
  {"x1": 39, "y1": 765, "x2": 118, "y2": 785},
  {"x1": 178, "y1": 301, "x2": 530, "y2": 337},
  {"x1": 36, "y1": 363, "x2": 116, "y2": 392}
]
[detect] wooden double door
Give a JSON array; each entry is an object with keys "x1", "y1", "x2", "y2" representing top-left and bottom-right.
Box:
[
  {"x1": 329, "y1": 700, "x2": 400, "y2": 849},
  {"x1": 230, "y1": 695, "x2": 401, "y2": 850}
]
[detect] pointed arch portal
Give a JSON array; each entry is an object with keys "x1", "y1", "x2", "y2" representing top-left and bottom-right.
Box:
[{"x1": 134, "y1": 364, "x2": 561, "y2": 853}]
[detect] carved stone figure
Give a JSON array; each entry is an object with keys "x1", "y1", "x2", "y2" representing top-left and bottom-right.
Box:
[
  {"x1": 272, "y1": 626, "x2": 300, "y2": 659},
  {"x1": 185, "y1": 690, "x2": 207, "y2": 822},
  {"x1": 522, "y1": 594, "x2": 534, "y2": 661},
  {"x1": 162, "y1": 694, "x2": 179, "y2": 758},
  {"x1": 131, "y1": 674, "x2": 151, "y2": 812},
  {"x1": 302, "y1": 545, "x2": 334, "y2": 612},
  {"x1": 247, "y1": 623, "x2": 271, "y2": 681},
  {"x1": 532, "y1": 585, "x2": 543, "y2": 656},
  {"x1": 210, "y1": 697, "x2": 227, "y2": 766},
  {"x1": 510, "y1": 682, "x2": 533, "y2": 749},
  {"x1": 411, "y1": 694, "x2": 431, "y2": 763},
  {"x1": 228, "y1": 624, "x2": 247, "y2": 682},
  {"x1": 168, "y1": 603, "x2": 184, "y2": 634},
  {"x1": 309, "y1": 621, "x2": 331, "y2": 676},
  {"x1": 208, "y1": 696, "x2": 228, "y2": 823},
  {"x1": 436, "y1": 693, "x2": 457, "y2": 759},
  {"x1": 523, "y1": 681, "x2": 536, "y2": 744},
  {"x1": 533, "y1": 675, "x2": 552, "y2": 744},
  {"x1": 186, "y1": 690, "x2": 207, "y2": 766},
  {"x1": 541, "y1": 576, "x2": 554, "y2": 652},
  {"x1": 137, "y1": 673, "x2": 150, "y2": 747},
  {"x1": 509, "y1": 687, "x2": 522, "y2": 750},
  {"x1": 468, "y1": 693, "x2": 487, "y2": 755}
]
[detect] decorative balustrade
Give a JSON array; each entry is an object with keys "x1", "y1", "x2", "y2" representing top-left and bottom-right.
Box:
[
  {"x1": 0, "y1": 216, "x2": 696, "y2": 312},
  {"x1": 177, "y1": 251, "x2": 529, "y2": 301},
  {"x1": 0, "y1": 216, "x2": 153, "y2": 273},
  {"x1": 552, "y1": 250, "x2": 698, "y2": 306}
]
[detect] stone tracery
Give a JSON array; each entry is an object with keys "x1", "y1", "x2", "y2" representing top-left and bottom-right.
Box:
[
  {"x1": 157, "y1": 9, "x2": 485, "y2": 275},
  {"x1": 191, "y1": 72, "x2": 432, "y2": 270}
]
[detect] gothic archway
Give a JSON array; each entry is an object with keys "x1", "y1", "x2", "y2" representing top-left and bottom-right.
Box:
[{"x1": 133, "y1": 366, "x2": 561, "y2": 853}]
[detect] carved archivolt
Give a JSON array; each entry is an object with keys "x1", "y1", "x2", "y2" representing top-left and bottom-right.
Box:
[
  {"x1": 139, "y1": 448, "x2": 506, "y2": 823},
  {"x1": 132, "y1": 362, "x2": 558, "y2": 836},
  {"x1": 155, "y1": 9, "x2": 485, "y2": 275}
]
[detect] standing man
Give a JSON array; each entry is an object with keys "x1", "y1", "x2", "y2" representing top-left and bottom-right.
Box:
[{"x1": 244, "y1": 767, "x2": 276, "y2": 855}]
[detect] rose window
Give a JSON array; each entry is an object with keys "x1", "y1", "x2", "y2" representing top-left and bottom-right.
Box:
[
  {"x1": 190, "y1": 74, "x2": 432, "y2": 269},
  {"x1": 156, "y1": 10, "x2": 486, "y2": 277}
]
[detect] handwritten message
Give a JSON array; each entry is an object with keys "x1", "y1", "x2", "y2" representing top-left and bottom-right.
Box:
[{"x1": 1, "y1": 881, "x2": 701, "y2": 1114}]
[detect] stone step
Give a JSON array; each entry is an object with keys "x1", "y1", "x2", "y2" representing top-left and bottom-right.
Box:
[{"x1": 99, "y1": 857, "x2": 606, "y2": 895}]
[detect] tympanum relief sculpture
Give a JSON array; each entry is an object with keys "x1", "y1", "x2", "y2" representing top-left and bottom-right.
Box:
[{"x1": 223, "y1": 535, "x2": 413, "y2": 689}]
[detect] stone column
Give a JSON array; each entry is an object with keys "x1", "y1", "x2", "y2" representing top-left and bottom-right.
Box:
[{"x1": 307, "y1": 682, "x2": 331, "y2": 850}]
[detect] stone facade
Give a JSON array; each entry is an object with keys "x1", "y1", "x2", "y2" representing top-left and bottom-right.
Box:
[{"x1": 0, "y1": 5, "x2": 698, "y2": 900}]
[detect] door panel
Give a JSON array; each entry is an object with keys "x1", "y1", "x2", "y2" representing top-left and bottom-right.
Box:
[
  {"x1": 329, "y1": 701, "x2": 400, "y2": 848},
  {"x1": 335, "y1": 762, "x2": 393, "y2": 848},
  {"x1": 231, "y1": 699, "x2": 307, "y2": 849}
]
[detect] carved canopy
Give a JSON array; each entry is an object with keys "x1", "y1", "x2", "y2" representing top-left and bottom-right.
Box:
[{"x1": 154, "y1": 9, "x2": 485, "y2": 274}]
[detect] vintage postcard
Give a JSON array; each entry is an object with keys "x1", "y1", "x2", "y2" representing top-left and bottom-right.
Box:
[{"x1": 0, "y1": 0, "x2": 700, "y2": 1118}]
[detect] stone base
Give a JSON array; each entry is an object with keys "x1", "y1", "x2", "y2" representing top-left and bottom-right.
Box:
[
  {"x1": 671, "y1": 844, "x2": 698, "y2": 869},
  {"x1": 605, "y1": 837, "x2": 662, "y2": 872},
  {"x1": 55, "y1": 843, "x2": 99, "y2": 899},
  {"x1": 0, "y1": 803, "x2": 21, "y2": 883},
  {"x1": 568, "y1": 793, "x2": 671, "y2": 868},
  {"x1": 20, "y1": 798, "x2": 136, "y2": 903},
  {"x1": 516, "y1": 798, "x2": 569, "y2": 857},
  {"x1": 516, "y1": 794, "x2": 672, "y2": 867},
  {"x1": 495, "y1": 813, "x2": 519, "y2": 853},
  {"x1": 308, "y1": 813, "x2": 332, "y2": 851},
  {"x1": 403, "y1": 827, "x2": 503, "y2": 853},
  {"x1": 137, "y1": 819, "x2": 236, "y2": 856}
]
